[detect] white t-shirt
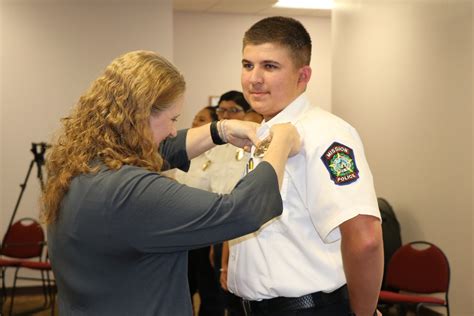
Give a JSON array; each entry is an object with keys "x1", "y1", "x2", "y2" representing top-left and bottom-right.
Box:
[{"x1": 227, "y1": 93, "x2": 380, "y2": 300}]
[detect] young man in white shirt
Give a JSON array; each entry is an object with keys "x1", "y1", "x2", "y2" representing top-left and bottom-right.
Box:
[{"x1": 226, "y1": 16, "x2": 383, "y2": 316}]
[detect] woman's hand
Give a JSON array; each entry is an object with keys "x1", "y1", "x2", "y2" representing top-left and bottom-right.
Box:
[
  {"x1": 186, "y1": 120, "x2": 259, "y2": 159},
  {"x1": 260, "y1": 123, "x2": 301, "y2": 188},
  {"x1": 220, "y1": 120, "x2": 260, "y2": 151},
  {"x1": 268, "y1": 123, "x2": 301, "y2": 157}
]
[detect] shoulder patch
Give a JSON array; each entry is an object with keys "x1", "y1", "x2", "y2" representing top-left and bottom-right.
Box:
[{"x1": 321, "y1": 142, "x2": 359, "y2": 185}]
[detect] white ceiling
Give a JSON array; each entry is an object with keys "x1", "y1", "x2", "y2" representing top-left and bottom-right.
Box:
[{"x1": 173, "y1": 0, "x2": 332, "y2": 17}]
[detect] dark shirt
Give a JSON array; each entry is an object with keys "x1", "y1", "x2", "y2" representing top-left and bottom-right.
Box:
[{"x1": 48, "y1": 130, "x2": 283, "y2": 316}]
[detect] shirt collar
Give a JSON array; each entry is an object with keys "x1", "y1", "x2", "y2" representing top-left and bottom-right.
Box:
[{"x1": 257, "y1": 93, "x2": 311, "y2": 139}]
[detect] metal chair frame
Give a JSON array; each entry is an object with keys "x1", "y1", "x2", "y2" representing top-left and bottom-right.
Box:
[
  {"x1": 378, "y1": 241, "x2": 450, "y2": 316},
  {"x1": 0, "y1": 217, "x2": 54, "y2": 315}
]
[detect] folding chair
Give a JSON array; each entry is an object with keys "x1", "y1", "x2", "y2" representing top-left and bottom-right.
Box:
[
  {"x1": 0, "y1": 217, "x2": 52, "y2": 315},
  {"x1": 378, "y1": 241, "x2": 450, "y2": 315}
]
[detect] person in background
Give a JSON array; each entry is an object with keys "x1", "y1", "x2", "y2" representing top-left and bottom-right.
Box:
[
  {"x1": 208, "y1": 91, "x2": 253, "y2": 316},
  {"x1": 41, "y1": 50, "x2": 301, "y2": 316},
  {"x1": 176, "y1": 96, "x2": 253, "y2": 316},
  {"x1": 174, "y1": 90, "x2": 253, "y2": 316},
  {"x1": 226, "y1": 16, "x2": 384, "y2": 316},
  {"x1": 215, "y1": 90, "x2": 248, "y2": 121},
  {"x1": 192, "y1": 106, "x2": 218, "y2": 128},
  {"x1": 217, "y1": 109, "x2": 263, "y2": 316},
  {"x1": 243, "y1": 109, "x2": 263, "y2": 123},
  {"x1": 183, "y1": 105, "x2": 225, "y2": 316}
]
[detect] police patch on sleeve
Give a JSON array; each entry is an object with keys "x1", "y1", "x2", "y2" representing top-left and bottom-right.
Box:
[{"x1": 321, "y1": 142, "x2": 359, "y2": 185}]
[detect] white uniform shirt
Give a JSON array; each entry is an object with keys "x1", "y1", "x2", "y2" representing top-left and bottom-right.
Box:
[
  {"x1": 227, "y1": 93, "x2": 380, "y2": 300},
  {"x1": 171, "y1": 143, "x2": 249, "y2": 194},
  {"x1": 207, "y1": 144, "x2": 249, "y2": 194}
]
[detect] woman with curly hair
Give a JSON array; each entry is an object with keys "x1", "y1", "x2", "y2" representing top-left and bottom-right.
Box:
[{"x1": 42, "y1": 50, "x2": 300, "y2": 315}]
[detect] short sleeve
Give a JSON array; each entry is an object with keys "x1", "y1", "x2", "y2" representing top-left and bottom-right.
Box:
[{"x1": 305, "y1": 126, "x2": 380, "y2": 242}]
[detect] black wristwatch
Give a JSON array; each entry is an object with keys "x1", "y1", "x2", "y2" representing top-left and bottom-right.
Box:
[{"x1": 210, "y1": 121, "x2": 226, "y2": 145}]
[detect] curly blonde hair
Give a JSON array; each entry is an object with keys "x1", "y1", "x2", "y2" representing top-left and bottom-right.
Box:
[{"x1": 41, "y1": 50, "x2": 186, "y2": 224}]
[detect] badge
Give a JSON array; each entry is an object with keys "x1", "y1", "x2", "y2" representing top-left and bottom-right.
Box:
[
  {"x1": 254, "y1": 136, "x2": 272, "y2": 158},
  {"x1": 321, "y1": 142, "x2": 359, "y2": 185}
]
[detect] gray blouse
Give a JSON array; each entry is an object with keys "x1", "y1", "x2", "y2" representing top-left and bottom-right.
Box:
[{"x1": 48, "y1": 129, "x2": 283, "y2": 316}]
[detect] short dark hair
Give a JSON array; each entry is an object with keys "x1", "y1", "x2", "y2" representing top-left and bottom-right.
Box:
[
  {"x1": 218, "y1": 90, "x2": 250, "y2": 112},
  {"x1": 243, "y1": 16, "x2": 312, "y2": 68}
]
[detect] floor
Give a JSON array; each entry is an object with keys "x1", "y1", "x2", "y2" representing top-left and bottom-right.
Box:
[
  {"x1": 0, "y1": 293, "x2": 196, "y2": 316},
  {"x1": 1, "y1": 294, "x2": 56, "y2": 316},
  {"x1": 0, "y1": 294, "x2": 445, "y2": 316}
]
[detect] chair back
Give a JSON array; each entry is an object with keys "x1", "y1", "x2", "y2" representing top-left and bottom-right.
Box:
[
  {"x1": 1, "y1": 217, "x2": 45, "y2": 259},
  {"x1": 385, "y1": 241, "x2": 450, "y2": 293},
  {"x1": 377, "y1": 197, "x2": 402, "y2": 290}
]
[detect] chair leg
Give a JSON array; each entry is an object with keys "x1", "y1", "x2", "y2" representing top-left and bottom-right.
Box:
[
  {"x1": 47, "y1": 272, "x2": 56, "y2": 315},
  {"x1": 44, "y1": 270, "x2": 54, "y2": 308},
  {"x1": 1, "y1": 268, "x2": 5, "y2": 308},
  {"x1": 39, "y1": 269, "x2": 49, "y2": 307},
  {"x1": 8, "y1": 267, "x2": 20, "y2": 316},
  {"x1": 397, "y1": 303, "x2": 408, "y2": 316},
  {"x1": 415, "y1": 303, "x2": 421, "y2": 315}
]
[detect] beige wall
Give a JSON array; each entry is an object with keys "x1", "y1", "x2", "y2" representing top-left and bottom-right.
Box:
[
  {"x1": 0, "y1": 4, "x2": 332, "y2": 238},
  {"x1": 0, "y1": 2, "x2": 332, "y2": 289},
  {"x1": 0, "y1": 0, "x2": 173, "y2": 267},
  {"x1": 173, "y1": 12, "x2": 331, "y2": 129},
  {"x1": 332, "y1": 1, "x2": 473, "y2": 315},
  {"x1": 1, "y1": 1, "x2": 472, "y2": 313}
]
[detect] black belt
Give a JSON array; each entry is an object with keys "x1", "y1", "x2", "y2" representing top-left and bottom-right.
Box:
[{"x1": 242, "y1": 285, "x2": 349, "y2": 315}]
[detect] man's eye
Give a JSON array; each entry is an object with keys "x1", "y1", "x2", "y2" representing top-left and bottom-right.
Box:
[
  {"x1": 264, "y1": 64, "x2": 278, "y2": 69},
  {"x1": 242, "y1": 63, "x2": 254, "y2": 70}
]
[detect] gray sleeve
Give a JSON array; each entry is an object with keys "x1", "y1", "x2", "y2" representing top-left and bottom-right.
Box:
[
  {"x1": 159, "y1": 129, "x2": 190, "y2": 171},
  {"x1": 111, "y1": 162, "x2": 282, "y2": 253}
]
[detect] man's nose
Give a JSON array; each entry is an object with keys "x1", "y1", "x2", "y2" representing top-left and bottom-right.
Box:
[{"x1": 249, "y1": 68, "x2": 263, "y2": 84}]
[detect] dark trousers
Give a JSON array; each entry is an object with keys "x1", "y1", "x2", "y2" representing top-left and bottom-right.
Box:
[
  {"x1": 246, "y1": 302, "x2": 351, "y2": 316},
  {"x1": 225, "y1": 292, "x2": 245, "y2": 316},
  {"x1": 242, "y1": 285, "x2": 352, "y2": 316},
  {"x1": 211, "y1": 243, "x2": 245, "y2": 316},
  {"x1": 188, "y1": 246, "x2": 225, "y2": 316}
]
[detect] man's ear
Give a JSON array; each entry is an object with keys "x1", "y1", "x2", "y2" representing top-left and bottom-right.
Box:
[{"x1": 298, "y1": 66, "x2": 312, "y2": 84}]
